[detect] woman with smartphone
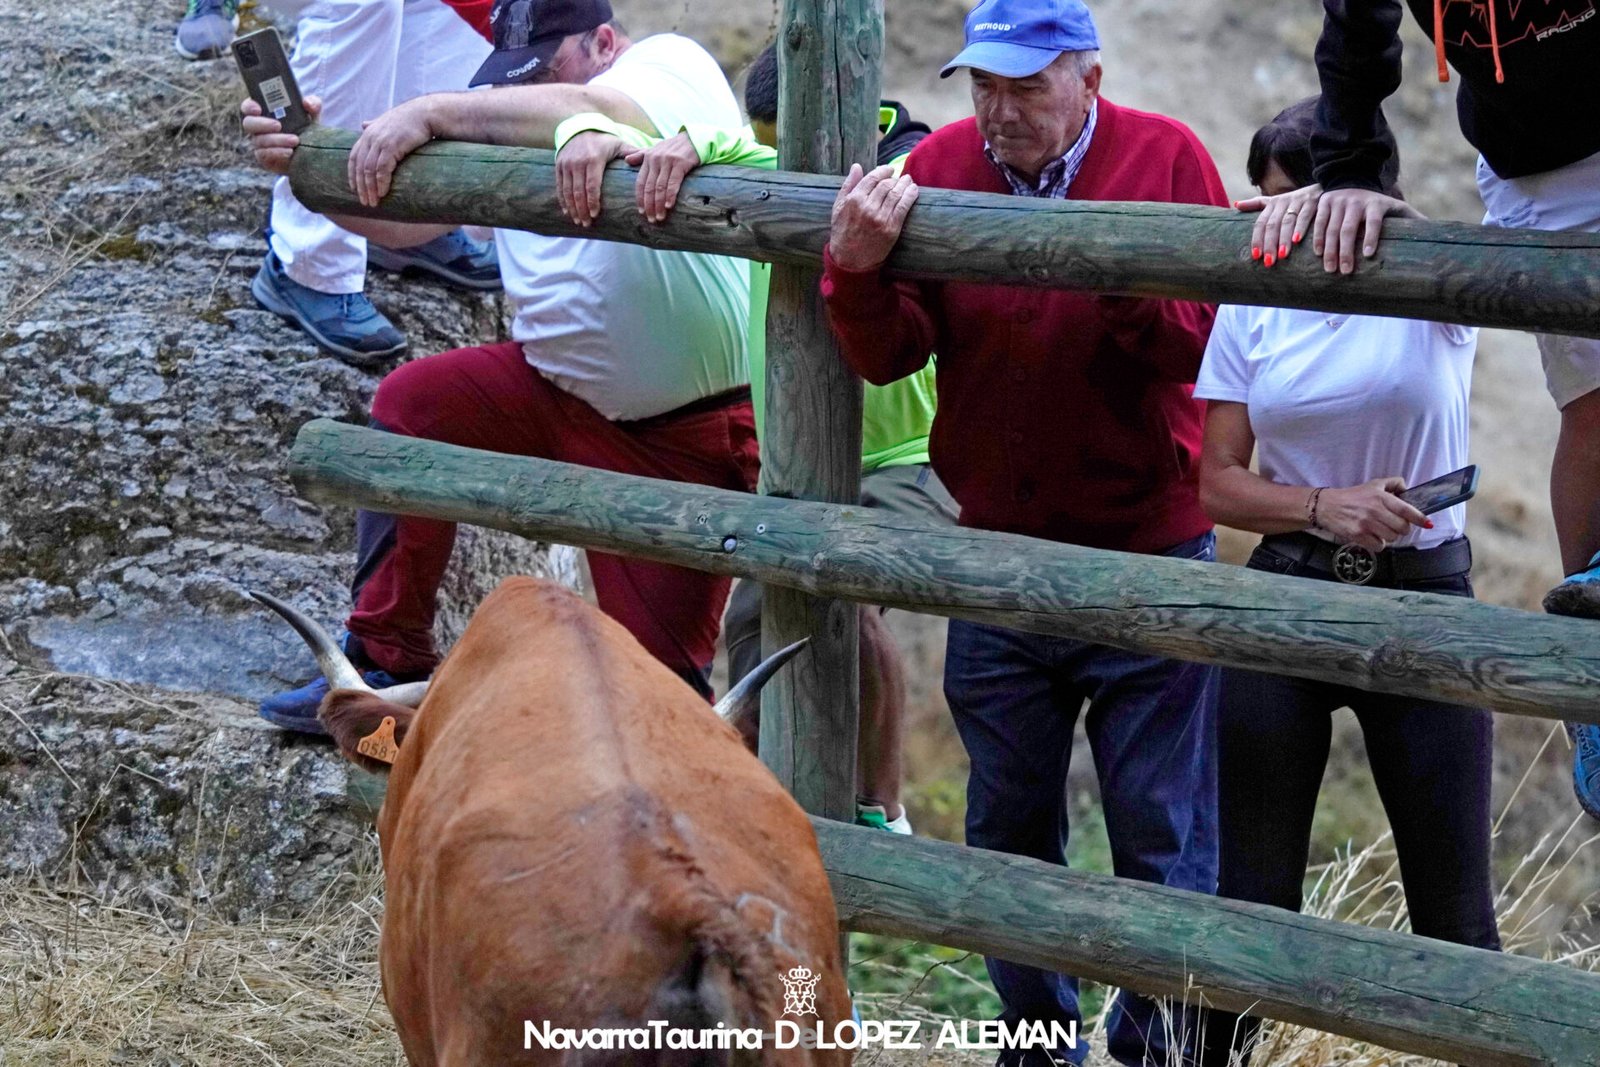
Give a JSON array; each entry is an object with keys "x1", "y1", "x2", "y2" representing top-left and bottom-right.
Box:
[{"x1": 1194, "y1": 98, "x2": 1500, "y2": 1066}]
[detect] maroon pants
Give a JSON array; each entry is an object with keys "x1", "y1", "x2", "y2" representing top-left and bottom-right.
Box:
[{"x1": 347, "y1": 341, "x2": 759, "y2": 690}]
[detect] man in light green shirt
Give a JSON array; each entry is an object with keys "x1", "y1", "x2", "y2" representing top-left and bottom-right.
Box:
[{"x1": 552, "y1": 48, "x2": 954, "y2": 833}]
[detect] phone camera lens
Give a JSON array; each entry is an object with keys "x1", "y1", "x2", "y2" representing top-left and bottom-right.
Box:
[{"x1": 236, "y1": 40, "x2": 259, "y2": 67}]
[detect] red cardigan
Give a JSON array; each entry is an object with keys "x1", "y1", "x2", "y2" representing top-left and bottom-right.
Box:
[{"x1": 822, "y1": 99, "x2": 1228, "y2": 554}]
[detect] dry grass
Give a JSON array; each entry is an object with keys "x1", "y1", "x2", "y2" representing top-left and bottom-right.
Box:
[{"x1": 0, "y1": 853, "x2": 405, "y2": 1066}]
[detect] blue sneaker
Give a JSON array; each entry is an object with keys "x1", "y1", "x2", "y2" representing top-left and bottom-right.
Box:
[
  {"x1": 251, "y1": 249, "x2": 408, "y2": 367},
  {"x1": 368, "y1": 229, "x2": 502, "y2": 291},
  {"x1": 1567, "y1": 722, "x2": 1600, "y2": 822},
  {"x1": 1543, "y1": 550, "x2": 1600, "y2": 620},
  {"x1": 174, "y1": 0, "x2": 238, "y2": 60},
  {"x1": 260, "y1": 657, "x2": 427, "y2": 737}
]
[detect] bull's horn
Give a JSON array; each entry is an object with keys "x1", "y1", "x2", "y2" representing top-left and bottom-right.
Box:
[
  {"x1": 713, "y1": 638, "x2": 809, "y2": 722},
  {"x1": 249, "y1": 590, "x2": 372, "y2": 694},
  {"x1": 372, "y1": 680, "x2": 431, "y2": 708}
]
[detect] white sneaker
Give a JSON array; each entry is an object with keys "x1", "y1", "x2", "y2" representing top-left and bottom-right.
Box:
[{"x1": 855, "y1": 802, "x2": 913, "y2": 836}]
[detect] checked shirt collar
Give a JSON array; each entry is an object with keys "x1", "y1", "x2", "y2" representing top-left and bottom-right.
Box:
[{"x1": 985, "y1": 99, "x2": 1098, "y2": 199}]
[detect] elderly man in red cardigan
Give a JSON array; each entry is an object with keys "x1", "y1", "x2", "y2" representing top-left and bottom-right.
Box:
[{"x1": 822, "y1": 1, "x2": 1228, "y2": 1064}]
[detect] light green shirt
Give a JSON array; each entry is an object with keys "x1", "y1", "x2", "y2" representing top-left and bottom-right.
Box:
[{"x1": 553, "y1": 114, "x2": 937, "y2": 472}]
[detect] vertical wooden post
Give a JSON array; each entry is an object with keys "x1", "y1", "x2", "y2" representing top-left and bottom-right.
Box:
[{"x1": 759, "y1": 0, "x2": 883, "y2": 825}]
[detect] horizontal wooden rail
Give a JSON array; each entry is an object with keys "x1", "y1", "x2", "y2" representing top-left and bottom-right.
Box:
[
  {"x1": 815, "y1": 818, "x2": 1600, "y2": 1066},
  {"x1": 289, "y1": 126, "x2": 1600, "y2": 339},
  {"x1": 289, "y1": 419, "x2": 1600, "y2": 723}
]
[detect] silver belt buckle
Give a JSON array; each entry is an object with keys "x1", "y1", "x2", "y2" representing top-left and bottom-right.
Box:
[{"x1": 1332, "y1": 544, "x2": 1377, "y2": 585}]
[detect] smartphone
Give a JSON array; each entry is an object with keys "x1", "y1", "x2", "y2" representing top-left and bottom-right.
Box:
[
  {"x1": 232, "y1": 27, "x2": 311, "y2": 134},
  {"x1": 1398, "y1": 464, "x2": 1479, "y2": 515}
]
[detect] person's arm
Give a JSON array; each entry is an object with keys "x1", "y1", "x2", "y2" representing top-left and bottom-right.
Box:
[
  {"x1": 552, "y1": 113, "x2": 657, "y2": 226},
  {"x1": 1200, "y1": 401, "x2": 1431, "y2": 552},
  {"x1": 347, "y1": 84, "x2": 657, "y2": 208},
  {"x1": 629, "y1": 124, "x2": 778, "y2": 222},
  {"x1": 1296, "y1": 0, "x2": 1417, "y2": 273},
  {"x1": 819, "y1": 164, "x2": 938, "y2": 386},
  {"x1": 240, "y1": 96, "x2": 453, "y2": 247},
  {"x1": 1093, "y1": 139, "x2": 1230, "y2": 381}
]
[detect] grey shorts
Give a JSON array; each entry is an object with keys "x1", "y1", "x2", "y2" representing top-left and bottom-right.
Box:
[
  {"x1": 1477, "y1": 149, "x2": 1600, "y2": 410},
  {"x1": 724, "y1": 463, "x2": 959, "y2": 686}
]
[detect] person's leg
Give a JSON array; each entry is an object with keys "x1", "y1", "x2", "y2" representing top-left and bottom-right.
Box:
[
  {"x1": 1478, "y1": 150, "x2": 1600, "y2": 818},
  {"x1": 1547, "y1": 385, "x2": 1600, "y2": 592},
  {"x1": 944, "y1": 618, "x2": 1085, "y2": 1066},
  {"x1": 365, "y1": 0, "x2": 501, "y2": 290},
  {"x1": 1072, "y1": 531, "x2": 1219, "y2": 1067},
  {"x1": 853, "y1": 464, "x2": 956, "y2": 828},
  {"x1": 856, "y1": 603, "x2": 906, "y2": 824},
  {"x1": 346, "y1": 342, "x2": 567, "y2": 673},
  {"x1": 1357, "y1": 571, "x2": 1501, "y2": 952},
  {"x1": 1195, "y1": 668, "x2": 1338, "y2": 1067},
  {"x1": 567, "y1": 395, "x2": 762, "y2": 701},
  {"x1": 1355, "y1": 694, "x2": 1500, "y2": 949},
  {"x1": 254, "y1": 0, "x2": 409, "y2": 362},
  {"x1": 270, "y1": 0, "x2": 401, "y2": 296}
]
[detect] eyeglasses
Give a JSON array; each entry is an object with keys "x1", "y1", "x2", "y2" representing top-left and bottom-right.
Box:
[{"x1": 521, "y1": 36, "x2": 584, "y2": 85}]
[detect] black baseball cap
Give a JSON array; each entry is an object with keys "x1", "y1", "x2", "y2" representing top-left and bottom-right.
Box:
[{"x1": 469, "y1": 0, "x2": 613, "y2": 87}]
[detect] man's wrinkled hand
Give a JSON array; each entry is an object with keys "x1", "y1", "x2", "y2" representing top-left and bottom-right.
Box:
[
  {"x1": 556, "y1": 131, "x2": 629, "y2": 226},
  {"x1": 827, "y1": 163, "x2": 918, "y2": 273},
  {"x1": 625, "y1": 132, "x2": 703, "y2": 224},
  {"x1": 242, "y1": 95, "x2": 323, "y2": 175},
  {"x1": 348, "y1": 98, "x2": 435, "y2": 209}
]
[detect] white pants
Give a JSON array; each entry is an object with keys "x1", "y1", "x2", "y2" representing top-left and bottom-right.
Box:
[
  {"x1": 1477, "y1": 149, "x2": 1600, "y2": 411},
  {"x1": 265, "y1": 0, "x2": 490, "y2": 294}
]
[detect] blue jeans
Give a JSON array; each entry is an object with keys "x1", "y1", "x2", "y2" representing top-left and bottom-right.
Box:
[{"x1": 944, "y1": 531, "x2": 1220, "y2": 1067}]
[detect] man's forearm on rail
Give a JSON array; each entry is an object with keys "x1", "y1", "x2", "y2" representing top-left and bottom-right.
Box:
[{"x1": 423, "y1": 85, "x2": 657, "y2": 149}]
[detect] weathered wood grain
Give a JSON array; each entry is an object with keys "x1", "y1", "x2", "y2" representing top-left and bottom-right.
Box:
[
  {"x1": 756, "y1": 0, "x2": 880, "y2": 824},
  {"x1": 815, "y1": 818, "x2": 1600, "y2": 1066},
  {"x1": 289, "y1": 420, "x2": 1600, "y2": 723},
  {"x1": 289, "y1": 126, "x2": 1600, "y2": 339}
]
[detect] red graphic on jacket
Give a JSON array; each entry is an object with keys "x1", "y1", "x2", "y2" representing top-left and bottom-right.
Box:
[{"x1": 1439, "y1": 0, "x2": 1596, "y2": 50}]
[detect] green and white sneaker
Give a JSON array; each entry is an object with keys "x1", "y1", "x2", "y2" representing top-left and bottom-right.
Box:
[
  {"x1": 175, "y1": 0, "x2": 240, "y2": 61},
  {"x1": 855, "y1": 802, "x2": 912, "y2": 836}
]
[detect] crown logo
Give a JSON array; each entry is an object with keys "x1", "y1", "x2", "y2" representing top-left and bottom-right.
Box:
[{"x1": 780, "y1": 964, "x2": 821, "y2": 1017}]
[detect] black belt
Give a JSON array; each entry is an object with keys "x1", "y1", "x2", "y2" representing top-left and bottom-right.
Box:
[
  {"x1": 622, "y1": 386, "x2": 752, "y2": 428},
  {"x1": 1258, "y1": 531, "x2": 1472, "y2": 586}
]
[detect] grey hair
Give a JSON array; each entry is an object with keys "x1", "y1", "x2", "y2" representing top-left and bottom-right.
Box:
[{"x1": 1066, "y1": 49, "x2": 1101, "y2": 77}]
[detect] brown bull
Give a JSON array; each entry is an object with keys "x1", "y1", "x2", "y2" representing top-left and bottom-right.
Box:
[{"x1": 256, "y1": 577, "x2": 853, "y2": 1066}]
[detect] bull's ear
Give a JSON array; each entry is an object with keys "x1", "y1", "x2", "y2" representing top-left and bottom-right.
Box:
[
  {"x1": 713, "y1": 638, "x2": 808, "y2": 724},
  {"x1": 320, "y1": 691, "x2": 417, "y2": 773}
]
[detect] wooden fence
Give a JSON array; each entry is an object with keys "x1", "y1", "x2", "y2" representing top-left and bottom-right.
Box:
[{"x1": 286, "y1": 0, "x2": 1600, "y2": 1060}]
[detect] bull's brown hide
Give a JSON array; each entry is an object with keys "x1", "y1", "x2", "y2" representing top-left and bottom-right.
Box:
[{"x1": 350, "y1": 577, "x2": 851, "y2": 1066}]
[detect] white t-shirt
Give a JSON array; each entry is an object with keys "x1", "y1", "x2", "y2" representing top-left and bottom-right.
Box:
[
  {"x1": 495, "y1": 34, "x2": 749, "y2": 420},
  {"x1": 1194, "y1": 306, "x2": 1478, "y2": 549}
]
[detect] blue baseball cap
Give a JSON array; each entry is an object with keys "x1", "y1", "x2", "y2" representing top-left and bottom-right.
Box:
[{"x1": 940, "y1": 0, "x2": 1101, "y2": 79}]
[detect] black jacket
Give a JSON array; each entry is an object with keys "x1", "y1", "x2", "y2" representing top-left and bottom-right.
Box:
[
  {"x1": 1313, "y1": 0, "x2": 1600, "y2": 188},
  {"x1": 877, "y1": 100, "x2": 932, "y2": 167}
]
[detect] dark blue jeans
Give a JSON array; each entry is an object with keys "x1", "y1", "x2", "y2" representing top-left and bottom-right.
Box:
[{"x1": 944, "y1": 531, "x2": 1220, "y2": 1067}]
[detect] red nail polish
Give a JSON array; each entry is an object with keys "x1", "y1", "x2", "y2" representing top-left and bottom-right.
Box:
[
  {"x1": 1425, "y1": 520, "x2": 1435, "y2": 529},
  {"x1": 1264, "y1": 253, "x2": 1275, "y2": 267},
  {"x1": 1251, "y1": 247, "x2": 1262, "y2": 261},
  {"x1": 1279, "y1": 245, "x2": 1288, "y2": 259},
  {"x1": 1292, "y1": 233, "x2": 1303, "y2": 244}
]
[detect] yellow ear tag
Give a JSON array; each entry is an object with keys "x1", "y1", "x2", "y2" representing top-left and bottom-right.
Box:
[{"x1": 356, "y1": 716, "x2": 400, "y2": 765}]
